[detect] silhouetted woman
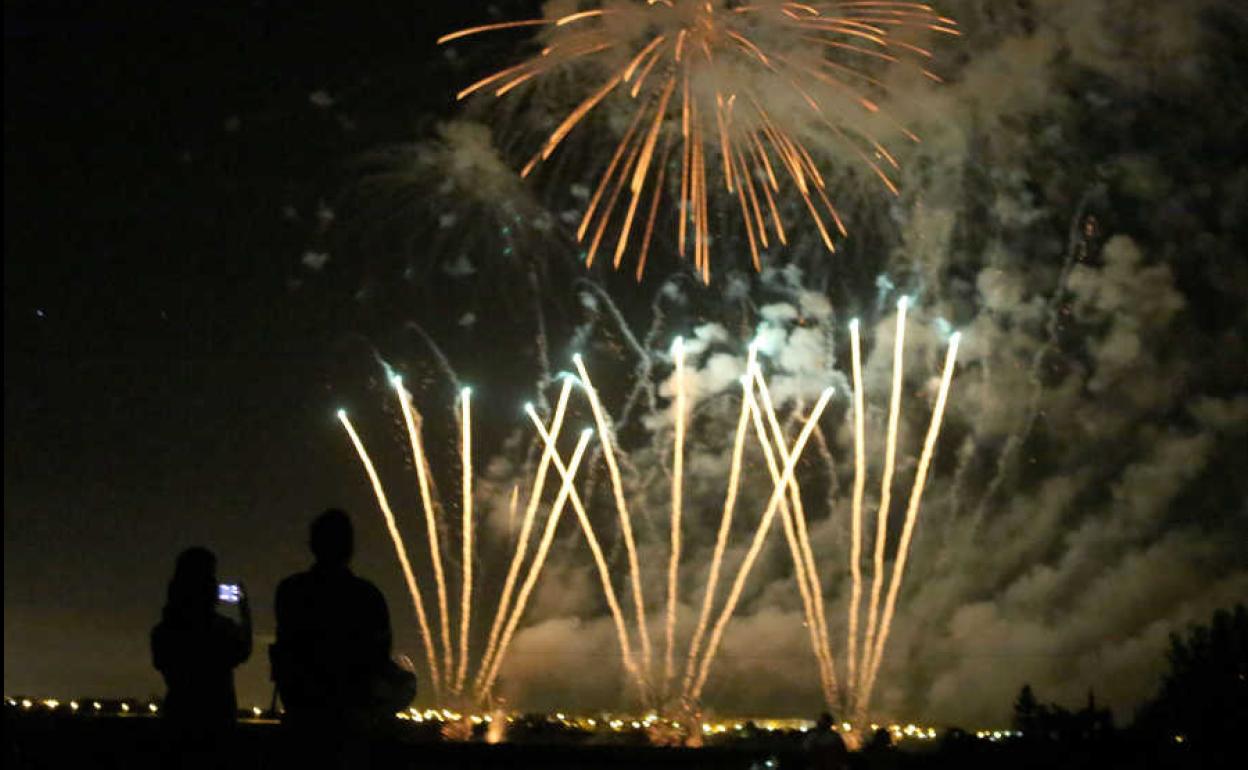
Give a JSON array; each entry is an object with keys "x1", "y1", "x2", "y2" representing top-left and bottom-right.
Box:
[{"x1": 151, "y1": 547, "x2": 251, "y2": 760}]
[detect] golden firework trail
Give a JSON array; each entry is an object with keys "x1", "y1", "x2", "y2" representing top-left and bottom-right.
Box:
[
  {"x1": 681, "y1": 375, "x2": 751, "y2": 697},
  {"x1": 859, "y1": 296, "x2": 907, "y2": 698},
  {"x1": 747, "y1": 364, "x2": 838, "y2": 706},
  {"x1": 573, "y1": 353, "x2": 654, "y2": 684},
  {"x1": 526, "y1": 406, "x2": 649, "y2": 699},
  {"x1": 739, "y1": 381, "x2": 836, "y2": 706},
  {"x1": 438, "y1": 1, "x2": 959, "y2": 282},
  {"x1": 392, "y1": 377, "x2": 455, "y2": 691},
  {"x1": 507, "y1": 484, "x2": 519, "y2": 536},
  {"x1": 735, "y1": 307, "x2": 959, "y2": 719},
  {"x1": 340, "y1": 314, "x2": 959, "y2": 719},
  {"x1": 664, "y1": 336, "x2": 688, "y2": 698},
  {"x1": 845, "y1": 318, "x2": 866, "y2": 692},
  {"x1": 341, "y1": 383, "x2": 596, "y2": 710},
  {"x1": 477, "y1": 429, "x2": 596, "y2": 700},
  {"x1": 689, "y1": 385, "x2": 835, "y2": 701},
  {"x1": 474, "y1": 379, "x2": 575, "y2": 695},
  {"x1": 860, "y1": 330, "x2": 960, "y2": 714},
  {"x1": 456, "y1": 388, "x2": 474, "y2": 695},
  {"x1": 337, "y1": 410, "x2": 443, "y2": 697}
]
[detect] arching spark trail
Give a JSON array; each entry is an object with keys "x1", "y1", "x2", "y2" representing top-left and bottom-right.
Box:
[
  {"x1": 740, "y1": 382, "x2": 837, "y2": 707},
  {"x1": 681, "y1": 376, "x2": 752, "y2": 697},
  {"x1": 860, "y1": 331, "x2": 960, "y2": 714},
  {"x1": 474, "y1": 379, "x2": 575, "y2": 695},
  {"x1": 342, "y1": 312, "x2": 960, "y2": 721},
  {"x1": 457, "y1": 388, "x2": 474, "y2": 695},
  {"x1": 392, "y1": 377, "x2": 454, "y2": 690},
  {"x1": 846, "y1": 318, "x2": 866, "y2": 695},
  {"x1": 664, "y1": 336, "x2": 688, "y2": 698},
  {"x1": 337, "y1": 410, "x2": 442, "y2": 697},
  {"x1": 477, "y1": 430, "x2": 594, "y2": 700},
  {"x1": 860, "y1": 296, "x2": 907, "y2": 696},
  {"x1": 690, "y1": 386, "x2": 835, "y2": 701},
  {"x1": 527, "y1": 406, "x2": 649, "y2": 700},
  {"x1": 573, "y1": 353, "x2": 654, "y2": 687},
  {"x1": 750, "y1": 364, "x2": 838, "y2": 704}
]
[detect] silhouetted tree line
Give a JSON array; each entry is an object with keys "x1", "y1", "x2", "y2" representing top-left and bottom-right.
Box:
[
  {"x1": 1009, "y1": 604, "x2": 1246, "y2": 769},
  {"x1": 1012, "y1": 685, "x2": 1113, "y2": 744},
  {"x1": 1132, "y1": 603, "x2": 1248, "y2": 766}
]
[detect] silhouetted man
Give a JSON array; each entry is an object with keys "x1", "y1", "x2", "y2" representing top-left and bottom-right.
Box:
[
  {"x1": 272, "y1": 509, "x2": 396, "y2": 736},
  {"x1": 803, "y1": 712, "x2": 850, "y2": 770}
]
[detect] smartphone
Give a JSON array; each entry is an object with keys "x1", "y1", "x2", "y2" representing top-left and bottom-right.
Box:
[{"x1": 217, "y1": 583, "x2": 242, "y2": 604}]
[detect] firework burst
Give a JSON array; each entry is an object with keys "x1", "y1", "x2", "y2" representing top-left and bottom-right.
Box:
[{"x1": 439, "y1": 1, "x2": 958, "y2": 282}]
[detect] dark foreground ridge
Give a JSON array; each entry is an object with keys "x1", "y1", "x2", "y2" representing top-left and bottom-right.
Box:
[{"x1": 2, "y1": 709, "x2": 1221, "y2": 770}]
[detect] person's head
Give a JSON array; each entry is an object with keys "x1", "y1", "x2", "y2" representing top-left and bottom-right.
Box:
[
  {"x1": 310, "y1": 508, "x2": 353, "y2": 566},
  {"x1": 165, "y1": 546, "x2": 217, "y2": 616},
  {"x1": 816, "y1": 712, "x2": 835, "y2": 730}
]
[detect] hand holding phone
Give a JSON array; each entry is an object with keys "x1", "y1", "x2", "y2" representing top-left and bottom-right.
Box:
[{"x1": 218, "y1": 583, "x2": 242, "y2": 604}]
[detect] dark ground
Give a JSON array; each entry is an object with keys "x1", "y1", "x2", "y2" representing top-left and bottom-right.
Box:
[{"x1": 1, "y1": 710, "x2": 1221, "y2": 770}]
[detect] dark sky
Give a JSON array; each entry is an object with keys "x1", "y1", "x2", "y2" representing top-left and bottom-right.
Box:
[{"x1": 3, "y1": 0, "x2": 492, "y2": 706}]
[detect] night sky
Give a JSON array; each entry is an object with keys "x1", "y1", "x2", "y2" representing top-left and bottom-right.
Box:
[
  {"x1": 6, "y1": 0, "x2": 1248, "y2": 725},
  {"x1": 4, "y1": 0, "x2": 485, "y2": 707}
]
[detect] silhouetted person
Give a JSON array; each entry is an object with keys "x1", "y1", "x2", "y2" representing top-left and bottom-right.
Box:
[
  {"x1": 864, "y1": 727, "x2": 899, "y2": 769},
  {"x1": 151, "y1": 547, "x2": 251, "y2": 766},
  {"x1": 273, "y1": 509, "x2": 411, "y2": 763},
  {"x1": 803, "y1": 712, "x2": 849, "y2": 770},
  {"x1": 866, "y1": 726, "x2": 893, "y2": 751}
]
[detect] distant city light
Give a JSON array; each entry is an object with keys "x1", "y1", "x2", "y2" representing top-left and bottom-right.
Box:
[{"x1": 1, "y1": 695, "x2": 1019, "y2": 745}]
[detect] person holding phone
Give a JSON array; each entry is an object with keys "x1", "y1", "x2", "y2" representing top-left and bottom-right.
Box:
[{"x1": 151, "y1": 546, "x2": 252, "y2": 755}]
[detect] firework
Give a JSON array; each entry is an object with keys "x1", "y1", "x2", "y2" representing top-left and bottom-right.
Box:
[
  {"x1": 339, "y1": 310, "x2": 959, "y2": 722},
  {"x1": 689, "y1": 385, "x2": 836, "y2": 701},
  {"x1": 681, "y1": 375, "x2": 751, "y2": 696},
  {"x1": 475, "y1": 379, "x2": 575, "y2": 696},
  {"x1": 845, "y1": 318, "x2": 866, "y2": 692},
  {"x1": 664, "y1": 336, "x2": 688, "y2": 698},
  {"x1": 337, "y1": 409, "x2": 443, "y2": 697},
  {"x1": 439, "y1": 1, "x2": 958, "y2": 281},
  {"x1": 526, "y1": 406, "x2": 648, "y2": 699},
  {"x1": 393, "y1": 378, "x2": 455, "y2": 686},
  {"x1": 340, "y1": 384, "x2": 594, "y2": 712},
  {"x1": 859, "y1": 330, "x2": 960, "y2": 714},
  {"x1": 573, "y1": 353, "x2": 654, "y2": 683},
  {"x1": 477, "y1": 429, "x2": 596, "y2": 700},
  {"x1": 457, "y1": 388, "x2": 474, "y2": 695},
  {"x1": 745, "y1": 366, "x2": 838, "y2": 706},
  {"x1": 859, "y1": 295, "x2": 907, "y2": 700}
]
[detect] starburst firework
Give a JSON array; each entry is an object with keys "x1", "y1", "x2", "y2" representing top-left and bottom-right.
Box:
[{"x1": 440, "y1": 1, "x2": 958, "y2": 282}]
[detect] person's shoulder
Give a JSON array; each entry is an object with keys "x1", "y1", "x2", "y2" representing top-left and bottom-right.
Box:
[
  {"x1": 349, "y1": 573, "x2": 385, "y2": 599},
  {"x1": 151, "y1": 619, "x2": 169, "y2": 643},
  {"x1": 277, "y1": 570, "x2": 313, "y2": 595}
]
